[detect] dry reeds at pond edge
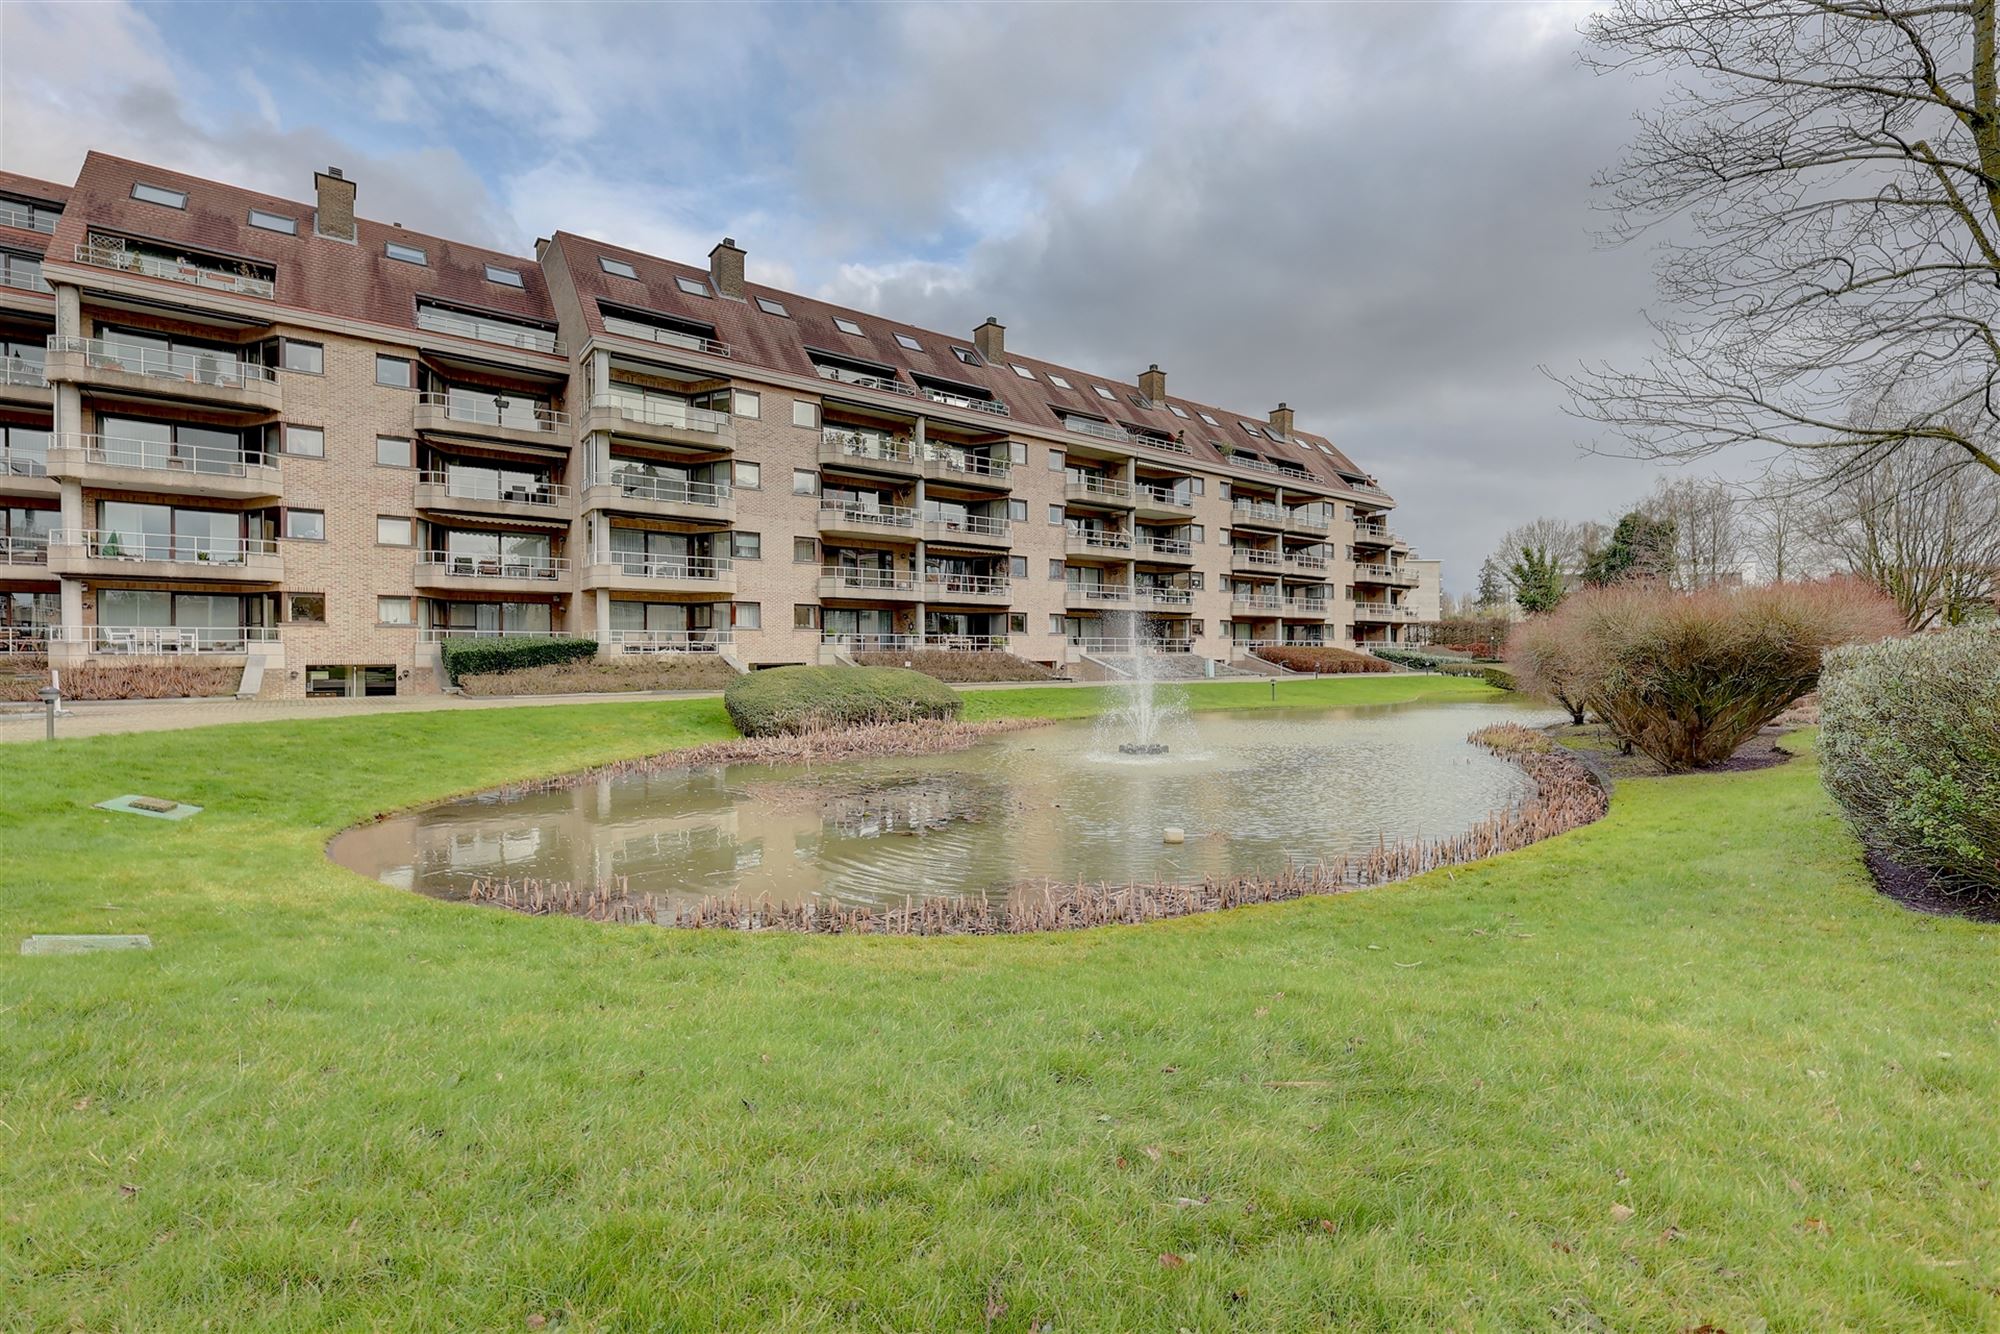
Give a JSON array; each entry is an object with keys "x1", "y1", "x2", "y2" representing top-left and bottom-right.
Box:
[{"x1": 461, "y1": 722, "x2": 1609, "y2": 936}]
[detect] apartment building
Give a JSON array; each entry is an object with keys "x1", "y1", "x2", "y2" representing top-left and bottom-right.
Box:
[{"x1": 0, "y1": 153, "x2": 1420, "y2": 697}]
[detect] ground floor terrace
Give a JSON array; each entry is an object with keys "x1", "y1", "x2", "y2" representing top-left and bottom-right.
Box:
[{"x1": 3, "y1": 678, "x2": 1993, "y2": 1329}]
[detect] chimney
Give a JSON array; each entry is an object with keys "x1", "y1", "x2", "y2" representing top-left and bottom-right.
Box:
[
  {"x1": 1139, "y1": 363, "x2": 1166, "y2": 404},
  {"x1": 708, "y1": 237, "x2": 746, "y2": 299},
  {"x1": 314, "y1": 167, "x2": 356, "y2": 243},
  {"x1": 1269, "y1": 402, "x2": 1295, "y2": 437},
  {"x1": 973, "y1": 316, "x2": 1005, "y2": 361}
]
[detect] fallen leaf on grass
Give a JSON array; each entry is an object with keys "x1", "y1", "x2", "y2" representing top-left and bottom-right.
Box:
[
  {"x1": 1141, "y1": 1144, "x2": 1163, "y2": 1163},
  {"x1": 118, "y1": 1183, "x2": 139, "y2": 1198},
  {"x1": 1159, "y1": 1252, "x2": 1186, "y2": 1269},
  {"x1": 1172, "y1": 1196, "x2": 1210, "y2": 1209},
  {"x1": 525, "y1": 1316, "x2": 546, "y2": 1331},
  {"x1": 1609, "y1": 1203, "x2": 1635, "y2": 1223},
  {"x1": 1317, "y1": 1219, "x2": 1338, "y2": 1234},
  {"x1": 983, "y1": 1279, "x2": 1007, "y2": 1330},
  {"x1": 1801, "y1": 1217, "x2": 1831, "y2": 1236}
]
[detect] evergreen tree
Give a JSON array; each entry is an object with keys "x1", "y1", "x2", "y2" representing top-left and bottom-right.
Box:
[
  {"x1": 1507, "y1": 545, "x2": 1568, "y2": 614},
  {"x1": 1581, "y1": 510, "x2": 1676, "y2": 587}
]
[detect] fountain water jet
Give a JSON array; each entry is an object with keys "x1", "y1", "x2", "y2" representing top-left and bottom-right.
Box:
[{"x1": 1093, "y1": 610, "x2": 1188, "y2": 758}]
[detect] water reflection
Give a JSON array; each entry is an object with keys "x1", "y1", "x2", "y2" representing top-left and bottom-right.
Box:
[{"x1": 332, "y1": 699, "x2": 1557, "y2": 909}]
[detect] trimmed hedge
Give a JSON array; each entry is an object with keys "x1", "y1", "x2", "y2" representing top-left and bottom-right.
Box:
[
  {"x1": 1370, "y1": 646, "x2": 1460, "y2": 670},
  {"x1": 1821, "y1": 625, "x2": 2000, "y2": 893},
  {"x1": 852, "y1": 650, "x2": 1057, "y2": 683},
  {"x1": 438, "y1": 636, "x2": 597, "y2": 685},
  {"x1": 1482, "y1": 666, "x2": 1518, "y2": 692},
  {"x1": 1252, "y1": 645, "x2": 1391, "y2": 674},
  {"x1": 724, "y1": 665, "x2": 962, "y2": 737}
]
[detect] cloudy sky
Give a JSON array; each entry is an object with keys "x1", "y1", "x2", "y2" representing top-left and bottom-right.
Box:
[{"x1": 0, "y1": 0, "x2": 1678, "y2": 593}]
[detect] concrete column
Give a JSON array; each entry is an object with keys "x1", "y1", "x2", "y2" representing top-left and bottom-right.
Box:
[
  {"x1": 54, "y1": 283, "x2": 81, "y2": 337},
  {"x1": 590, "y1": 350, "x2": 610, "y2": 398}
]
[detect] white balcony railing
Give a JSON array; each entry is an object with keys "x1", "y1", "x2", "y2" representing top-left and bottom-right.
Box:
[
  {"x1": 1353, "y1": 522, "x2": 1392, "y2": 542},
  {"x1": 1232, "y1": 500, "x2": 1287, "y2": 524},
  {"x1": 924, "y1": 449, "x2": 1012, "y2": 479},
  {"x1": 816, "y1": 364, "x2": 917, "y2": 398},
  {"x1": 0, "y1": 626, "x2": 52, "y2": 653},
  {"x1": 1231, "y1": 547, "x2": 1282, "y2": 568},
  {"x1": 417, "y1": 391, "x2": 568, "y2": 432},
  {"x1": 59, "y1": 625, "x2": 279, "y2": 654},
  {"x1": 1, "y1": 446, "x2": 47, "y2": 477},
  {"x1": 922, "y1": 634, "x2": 1010, "y2": 651},
  {"x1": 824, "y1": 632, "x2": 919, "y2": 652},
  {"x1": 592, "y1": 393, "x2": 730, "y2": 434},
  {"x1": 417, "y1": 627, "x2": 565, "y2": 644},
  {"x1": 0, "y1": 265, "x2": 51, "y2": 294},
  {"x1": 1138, "y1": 587, "x2": 1194, "y2": 607},
  {"x1": 1069, "y1": 584, "x2": 1133, "y2": 604},
  {"x1": 925, "y1": 573, "x2": 1010, "y2": 597},
  {"x1": 1137, "y1": 484, "x2": 1192, "y2": 508},
  {"x1": 73, "y1": 434, "x2": 277, "y2": 480},
  {"x1": 418, "y1": 471, "x2": 569, "y2": 508},
  {"x1": 609, "y1": 629, "x2": 734, "y2": 653},
  {"x1": 74, "y1": 243, "x2": 275, "y2": 299},
  {"x1": 920, "y1": 386, "x2": 1010, "y2": 417},
  {"x1": 604, "y1": 472, "x2": 730, "y2": 508},
  {"x1": 48, "y1": 336, "x2": 276, "y2": 388},
  {"x1": 605, "y1": 322, "x2": 732, "y2": 359},
  {"x1": 925, "y1": 513, "x2": 1011, "y2": 540},
  {"x1": 1135, "y1": 536, "x2": 1193, "y2": 558},
  {"x1": 51, "y1": 529, "x2": 276, "y2": 565},
  {"x1": 600, "y1": 553, "x2": 732, "y2": 581},
  {"x1": 1068, "y1": 635, "x2": 1135, "y2": 654},
  {"x1": 1232, "y1": 596, "x2": 1285, "y2": 613},
  {"x1": 418, "y1": 550, "x2": 568, "y2": 580},
  {"x1": 1063, "y1": 416, "x2": 1130, "y2": 444},
  {"x1": 1284, "y1": 600, "x2": 1332, "y2": 616},
  {"x1": 1287, "y1": 555, "x2": 1329, "y2": 572},
  {"x1": 1068, "y1": 473, "x2": 1133, "y2": 500},
  {"x1": 821, "y1": 427, "x2": 916, "y2": 465},
  {"x1": 415, "y1": 305, "x2": 561, "y2": 355},
  {"x1": 0, "y1": 537, "x2": 49, "y2": 566},
  {"x1": 820, "y1": 567, "x2": 916, "y2": 593},
  {"x1": 819, "y1": 499, "x2": 918, "y2": 530},
  {"x1": 0, "y1": 202, "x2": 57, "y2": 234},
  {"x1": 1067, "y1": 529, "x2": 1133, "y2": 552},
  {"x1": 1, "y1": 357, "x2": 47, "y2": 388}
]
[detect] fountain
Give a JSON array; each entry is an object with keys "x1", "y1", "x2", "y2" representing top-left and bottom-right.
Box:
[{"x1": 1095, "y1": 610, "x2": 1185, "y2": 757}]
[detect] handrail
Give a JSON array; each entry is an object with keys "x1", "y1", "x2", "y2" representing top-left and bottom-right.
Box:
[
  {"x1": 0, "y1": 202, "x2": 57, "y2": 234},
  {"x1": 73, "y1": 433, "x2": 276, "y2": 479},
  {"x1": 597, "y1": 553, "x2": 731, "y2": 580},
  {"x1": 1232, "y1": 595, "x2": 1284, "y2": 612},
  {"x1": 924, "y1": 572, "x2": 1010, "y2": 596},
  {"x1": 823, "y1": 632, "x2": 919, "y2": 651},
  {"x1": 821, "y1": 426, "x2": 916, "y2": 463},
  {"x1": 0, "y1": 625, "x2": 52, "y2": 652},
  {"x1": 418, "y1": 470, "x2": 570, "y2": 505},
  {"x1": 1137, "y1": 484, "x2": 1192, "y2": 507},
  {"x1": 1063, "y1": 416, "x2": 1130, "y2": 443},
  {"x1": 1232, "y1": 500, "x2": 1287, "y2": 522},
  {"x1": 1067, "y1": 473, "x2": 1133, "y2": 498},
  {"x1": 51, "y1": 528, "x2": 276, "y2": 563},
  {"x1": 0, "y1": 537, "x2": 49, "y2": 565},
  {"x1": 820, "y1": 567, "x2": 916, "y2": 592},
  {"x1": 609, "y1": 629, "x2": 734, "y2": 652},
  {"x1": 1, "y1": 358, "x2": 47, "y2": 388},
  {"x1": 74, "y1": 242, "x2": 276, "y2": 299},
  {"x1": 1138, "y1": 587, "x2": 1193, "y2": 605},
  {"x1": 418, "y1": 549, "x2": 569, "y2": 578},
  {"x1": 59, "y1": 625, "x2": 278, "y2": 653},
  {"x1": 816, "y1": 364, "x2": 918, "y2": 397},
  {"x1": 923, "y1": 448, "x2": 1012, "y2": 478},
  {"x1": 603, "y1": 471, "x2": 731, "y2": 506},
  {"x1": 819, "y1": 498, "x2": 918, "y2": 528},
  {"x1": 1352, "y1": 522, "x2": 1393, "y2": 542},
  {"x1": 417, "y1": 390, "x2": 569, "y2": 431},
  {"x1": 605, "y1": 321, "x2": 733, "y2": 358},
  {"x1": 1067, "y1": 528, "x2": 1133, "y2": 551},
  {"x1": 924, "y1": 513, "x2": 1011, "y2": 538},
  {"x1": 418, "y1": 627, "x2": 566, "y2": 643},
  {"x1": 416, "y1": 305, "x2": 562, "y2": 355},
  {"x1": 922, "y1": 634, "x2": 1010, "y2": 651},
  {"x1": 1068, "y1": 584, "x2": 1133, "y2": 602},
  {"x1": 920, "y1": 386, "x2": 1010, "y2": 417},
  {"x1": 1353, "y1": 561, "x2": 1410, "y2": 580},
  {"x1": 1231, "y1": 547, "x2": 1282, "y2": 566},
  {"x1": 48, "y1": 335, "x2": 276, "y2": 387},
  {"x1": 1287, "y1": 510, "x2": 1331, "y2": 530},
  {"x1": 1135, "y1": 535, "x2": 1193, "y2": 557},
  {"x1": 592, "y1": 392, "x2": 729, "y2": 434},
  {"x1": 0, "y1": 266, "x2": 51, "y2": 294}
]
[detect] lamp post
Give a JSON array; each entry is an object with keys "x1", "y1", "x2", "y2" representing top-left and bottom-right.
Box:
[{"x1": 37, "y1": 684, "x2": 61, "y2": 742}]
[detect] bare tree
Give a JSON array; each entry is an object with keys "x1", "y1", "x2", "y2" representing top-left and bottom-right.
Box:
[
  {"x1": 1642, "y1": 475, "x2": 1746, "y2": 588},
  {"x1": 1742, "y1": 471, "x2": 1815, "y2": 583},
  {"x1": 1565, "y1": 2, "x2": 2000, "y2": 483}
]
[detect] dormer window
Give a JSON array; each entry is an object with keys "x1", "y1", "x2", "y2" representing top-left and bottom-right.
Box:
[
  {"x1": 131, "y1": 183, "x2": 187, "y2": 209},
  {"x1": 385, "y1": 241, "x2": 427, "y2": 266},
  {"x1": 600, "y1": 256, "x2": 639, "y2": 279},
  {"x1": 248, "y1": 208, "x2": 296, "y2": 235},
  {"x1": 484, "y1": 264, "x2": 524, "y2": 288},
  {"x1": 834, "y1": 317, "x2": 864, "y2": 336},
  {"x1": 675, "y1": 275, "x2": 711, "y2": 297}
]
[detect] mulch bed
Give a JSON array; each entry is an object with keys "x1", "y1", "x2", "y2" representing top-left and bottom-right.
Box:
[
  {"x1": 1546, "y1": 722, "x2": 1795, "y2": 780},
  {"x1": 1864, "y1": 848, "x2": 2000, "y2": 924}
]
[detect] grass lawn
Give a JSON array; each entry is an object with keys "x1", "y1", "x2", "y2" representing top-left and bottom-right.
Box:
[{"x1": 3, "y1": 676, "x2": 1996, "y2": 1330}]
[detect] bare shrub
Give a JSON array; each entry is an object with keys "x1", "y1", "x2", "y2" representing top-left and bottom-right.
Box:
[
  {"x1": 1253, "y1": 645, "x2": 1391, "y2": 674},
  {"x1": 1550, "y1": 579, "x2": 1904, "y2": 770},
  {"x1": 850, "y1": 650, "x2": 1056, "y2": 683},
  {"x1": 457, "y1": 656, "x2": 737, "y2": 696},
  {"x1": 1507, "y1": 617, "x2": 1593, "y2": 725},
  {"x1": 1, "y1": 658, "x2": 240, "y2": 701}
]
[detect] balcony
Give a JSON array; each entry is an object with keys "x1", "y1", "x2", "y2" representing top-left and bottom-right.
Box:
[
  {"x1": 0, "y1": 359, "x2": 49, "y2": 410},
  {"x1": 0, "y1": 201, "x2": 57, "y2": 234},
  {"x1": 820, "y1": 427, "x2": 919, "y2": 478},
  {"x1": 1065, "y1": 583, "x2": 1133, "y2": 611},
  {"x1": 581, "y1": 553, "x2": 733, "y2": 596},
  {"x1": 1136, "y1": 587, "x2": 1194, "y2": 611},
  {"x1": 45, "y1": 337, "x2": 282, "y2": 414},
  {"x1": 48, "y1": 530, "x2": 282, "y2": 583},
  {"x1": 415, "y1": 471, "x2": 573, "y2": 525},
  {"x1": 1, "y1": 446, "x2": 56, "y2": 499},
  {"x1": 1352, "y1": 521, "x2": 1394, "y2": 546},
  {"x1": 416, "y1": 627, "x2": 570, "y2": 646},
  {"x1": 583, "y1": 473, "x2": 733, "y2": 524},
  {"x1": 1064, "y1": 529, "x2": 1133, "y2": 560},
  {"x1": 607, "y1": 628, "x2": 735, "y2": 655},
  {"x1": 1352, "y1": 601, "x2": 1417, "y2": 622},
  {"x1": 918, "y1": 385, "x2": 1010, "y2": 418},
  {"x1": 0, "y1": 537, "x2": 51, "y2": 573},
  {"x1": 923, "y1": 513, "x2": 1011, "y2": 548},
  {"x1": 823, "y1": 632, "x2": 919, "y2": 653},
  {"x1": 1133, "y1": 534, "x2": 1194, "y2": 565},
  {"x1": 1282, "y1": 599, "x2": 1332, "y2": 619},
  {"x1": 414, "y1": 392, "x2": 570, "y2": 448},
  {"x1": 921, "y1": 450, "x2": 1012, "y2": 488},
  {"x1": 818, "y1": 567, "x2": 920, "y2": 601},
  {"x1": 1, "y1": 625, "x2": 52, "y2": 653},
  {"x1": 1285, "y1": 553, "x2": 1329, "y2": 575},
  {"x1": 1230, "y1": 594, "x2": 1285, "y2": 617},
  {"x1": 584, "y1": 394, "x2": 735, "y2": 450},
  {"x1": 1354, "y1": 561, "x2": 1419, "y2": 586},
  {"x1": 1064, "y1": 474, "x2": 1134, "y2": 508},
  {"x1": 47, "y1": 434, "x2": 282, "y2": 502},
  {"x1": 1230, "y1": 500, "x2": 1287, "y2": 530},
  {"x1": 924, "y1": 572, "x2": 1010, "y2": 604},
  {"x1": 817, "y1": 499, "x2": 918, "y2": 540},
  {"x1": 73, "y1": 241, "x2": 275, "y2": 300},
  {"x1": 922, "y1": 633, "x2": 1011, "y2": 651},
  {"x1": 415, "y1": 304, "x2": 562, "y2": 356},
  {"x1": 1229, "y1": 546, "x2": 1283, "y2": 574},
  {"x1": 1287, "y1": 508, "x2": 1332, "y2": 534},
  {"x1": 1062, "y1": 416, "x2": 1130, "y2": 445},
  {"x1": 1133, "y1": 483, "x2": 1196, "y2": 521},
  {"x1": 55, "y1": 624, "x2": 279, "y2": 656},
  {"x1": 414, "y1": 549, "x2": 570, "y2": 594},
  {"x1": 815, "y1": 364, "x2": 917, "y2": 399}
]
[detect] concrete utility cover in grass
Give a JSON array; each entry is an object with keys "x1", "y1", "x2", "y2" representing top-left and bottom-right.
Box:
[
  {"x1": 94, "y1": 795, "x2": 201, "y2": 820},
  {"x1": 21, "y1": 934, "x2": 152, "y2": 955}
]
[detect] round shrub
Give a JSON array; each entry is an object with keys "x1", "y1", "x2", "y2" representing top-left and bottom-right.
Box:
[
  {"x1": 1820, "y1": 625, "x2": 2000, "y2": 893},
  {"x1": 724, "y1": 665, "x2": 963, "y2": 737}
]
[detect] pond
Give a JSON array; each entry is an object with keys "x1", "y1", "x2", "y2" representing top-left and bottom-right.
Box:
[{"x1": 331, "y1": 697, "x2": 1560, "y2": 911}]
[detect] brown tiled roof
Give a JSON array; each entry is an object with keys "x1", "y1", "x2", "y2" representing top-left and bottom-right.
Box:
[
  {"x1": 0, "y1": 170, "x2": 70, "y2": 255},
  {"x1": 550, "y1": 230, "x2": 1381, "y2": 495},
  {"x1": 46, "y1": 152, "x2": 558, "y2": 342}
]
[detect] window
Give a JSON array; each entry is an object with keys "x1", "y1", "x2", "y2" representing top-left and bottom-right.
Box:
[
  {"x1": 1191, "y1": 478, "x2": 1204, "y2": 496},
  {"x1": 1049, "y1": 614, "x2": 1065, "y2": 634},
  {"x1": 375, "y1": 436, "x2": 413, "y2": 468},
  {"x1": 792, "y1": 469, "x2": 819, "y2": 496},
  {"x1": 733, "y1": 389, "x2": 761, "y2": 419},
  {"x1": 792, "y1": 400, "x2": 819, "y2": 429},
  {"x1": 1048, "y1": 505, "x2": 1063, "y2": 525},
  {"x1": 284, "y1": 508, "x2": 325, "y2": 541},
  {"x1": 1191, "y1": 524, "x2": 1205, "y2": 544},
  {"x1": 1007, "y1": 499, "x2": 1028, "y2": 522},
  {"x1": 1010, "y1": 555, "x2": 1028, "y2": 578},
  {"x1": 1093, "y1": 385, "x2": 1117, "y2": 401},
  {"x1": 1009, "y1": 364, "x2": 1036, "y2": 380},
  {"x1": 377, "y1": 596, "x2": 413, "y2": 626},
  {"x1": 894, "y1": 333, "x2": 922, "y2": 351},
  {"x1": 287, "y1": 593, "x2": 325, "y2": 623},
  {"x1": 1167, "y1": 403, "x2": 1190, "y2": 419},
  {"x1": 731, "y1": 532, "x2": 762, "y2": 561},
  {"x1": 248, "y1": 208, "x2": 296, "y2": 235},
  {"x1": 1049, "y1": 559, "x2": 1064, "y2": 580},
  {"x1": 1048, "y1": 450, "x2": 1063, "y2": 471},
  {"x1": 283, "y1": 425, "x2": 325, "y2": 458},
  {"x1": 833, "y1": 316, "x2": 864, "y2": 336},
  {"x1": 1008, "y1": 613, "x2": 1027, "y2": 634},
  {"x1": 1240, "y1": 421, "x2": 1266, "y2": 438},
  {"x1": 1008, "y1": 442, "x2": 1028, "y2": 465},
  {"x1": 375, "y1": 355, "x2": 413, "y2": 388},
  {"x1": 794, "y1": 537, "x2": 818, "y2": 564},
  {"x1": 675, "y1": 275, "x2": 710, "y2": 297},
  {"x1": 484, "y1": 263, "x2": 524, "y2": 287},
  {"x1": 600, "y1": 256, "x2": 639, "y2": 279},
  {"x1": 734, "y1": 602, "x2": 762, "y2": 630},
  {"x1": 951, "y1": 347, "x2": 980, "y2": 365},
  {"x1": 384, "y1": 241, "x2": 427, "y2": 266},
  {"x1": 755, "y1": 296, "x2": 789, "y2": 317},
  {"x1": 793, "y1": 604, "x2": 820, "y2": 630},
  {"x1": 1190, "y1": 619, "x2": 1205, "y2": 637},
  {"x1": 1048, "y1": 373, "x2": 1072, "y2": 389},
  {"x1": 376, "y1": 516, "x2": 412, "y2": 546},
  {"x1": 733, "y1": 460, "x2": 761, "y2": 490},
  {"x1": 1198, "y1": 411, "x2": 1220, "y2": 426},
  {"x1": 1190, "y1": 572, "x2": 1205, "y2": 591},
  {"x1": 281, "y1": 340, "x2": 322, "y2": 374},
  {"x1": 132, "y1": 182, "x2": 187, "y2": 209}
]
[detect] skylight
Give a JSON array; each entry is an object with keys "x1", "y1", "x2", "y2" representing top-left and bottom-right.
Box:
[
  {"x1": 894, "y1": 333, "x2": 922, "y2": 351},
  {"x1": 951, "y1": 347, "x2": 980, "y2": 365},
  {"x1": 834, "y1": 316, "x2": 864, "y2": 336},
  {"x1": 1092, "y1": 385, "x2": 1116, "y2": 400},
  {"x1": 384, "y1": 241, "x2": 427, "y2": 266},
  {"x1": 248, "y1": 208, "x2": 296, "y2": 235},
  {"x1": 1167, "y1": 403, "x2": 1189, "y2": 418},
  {"x1": 600, "y1": 256, "x2": 639, "y2": 279},
  {"x1": 484, "y1": 264, "x2": 524, "y2": 287},
  {"x1": 1048, "y1": 373, "x2": 1073, "y2": 389},
  {"x1": 1239, "y1": 420, "x2": 1265, "y2": 437},
  {"x1": 756, "y1": 296, "x2": 789, "y2": 317},
  {"x1": 132, "y1": 183, "x2": 186, "y2": 209},
  {"x1": 1009, "y1": 363, "x2": 1036, "y2": 379},
  {"x1": 675, "y1": 275, "x2": 711, "y2": 297},
  {"x1": 1197, "y1": 411, "x2": 1220, "y2": 426}
]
